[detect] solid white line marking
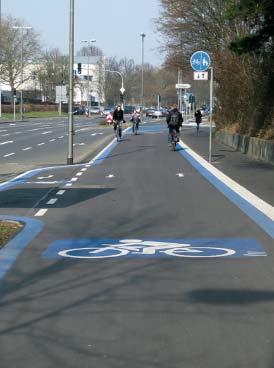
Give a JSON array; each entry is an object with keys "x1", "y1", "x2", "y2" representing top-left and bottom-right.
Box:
[
  {"x1": 37, "y1": 142, "x2": 45, "y2": 146},
  {"x1": 0, "y1": 141, "x2": 13, "y2": 145},
  {"x1": 76, "y1": 172, "x2": 83, "y2": 176},
  {"x1": 178, "y1": 141, "x2": 274, "y2": 221},
  {"x1": 57, "y1": 190, "x2": 66, "y2": 195},
  {"x1": 46, "y1": 198, "x2": 58, "y2": 205},
  {"x1": 22, "y1": 147, "x2": 32, "y2": 151},
  {"x1": 4, "y1": 153, "x2": 15, "y2": 157},
  {"x1": 38, "y1": 175, "x2": 54, "y2": 179},
  {"x1": 35, "y1": 209, "x2": 48, "y2": 217},
  {"x1": 70, "y1": 177, "x2": 78, "y2": 182}
]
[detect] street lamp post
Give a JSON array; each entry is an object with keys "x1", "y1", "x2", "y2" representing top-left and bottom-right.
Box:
[
  {"x1": 105, "y1": 70, "x2": 124, "y2": 109},
  {"x1": 81, "y1": 39, "x2": 96, "y2": 117},
  {"x1": 67, "y1": 0, "x2": 74, "y2": 165},
  {"x1": 140, "y1": 33, "x2": 146, "y2": 120},
  {"x1": 12, "y1": 26, "x2": 32, "y2": 121}
]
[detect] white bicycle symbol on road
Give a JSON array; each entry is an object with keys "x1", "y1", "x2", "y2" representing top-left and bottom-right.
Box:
[{"x1": 58, "y1": 239, "x2": 236, "y2": 259}]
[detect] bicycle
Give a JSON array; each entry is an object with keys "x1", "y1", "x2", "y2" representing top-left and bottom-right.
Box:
[
  {"x1": 171, "y1": 128, "x2": 179, "y2": 151},
  {"x1": 132, "y1": 119, "x2": 140, "y2": 135},
  {"x1": 114, "y1": 120, "x2": 122, "y2": 141},
  {"x1": 58, "y1": 239, "x2": 236, "y2": 259}
]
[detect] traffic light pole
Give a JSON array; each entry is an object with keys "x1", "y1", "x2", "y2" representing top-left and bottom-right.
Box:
[
  {"x1": 105, "y1": 70, "x2": 124, "y2": 109},
  {"x1": 67, "y1": 0, "x2": 74, "y2": 165}
]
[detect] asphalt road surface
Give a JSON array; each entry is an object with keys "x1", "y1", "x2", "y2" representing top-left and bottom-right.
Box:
[
  {"x1": 0, "y1": 122, "x2": 273, "y2": 368},
  {"x1": 0, "y1": 116, "x2": 113, "y2": 182}
]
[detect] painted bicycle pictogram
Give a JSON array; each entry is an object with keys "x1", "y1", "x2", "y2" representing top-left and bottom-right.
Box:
[{"x1": 58, "y1": 239, "x2": 236, "y2": 259}]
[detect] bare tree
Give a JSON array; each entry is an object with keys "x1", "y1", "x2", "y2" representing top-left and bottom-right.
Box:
[
  {"x1": 37, "y1": 48, "x2": 68, "y2": 102},
  {"x1": 0, "y1": 16, "x2": 41, "y2": 101}
]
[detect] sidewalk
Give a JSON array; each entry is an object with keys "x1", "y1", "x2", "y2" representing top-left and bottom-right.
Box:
[{"x1": 181, "y1": 125, "x2": 274, "y2": 206}]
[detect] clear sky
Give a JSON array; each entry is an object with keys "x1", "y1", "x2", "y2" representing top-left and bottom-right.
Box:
[{"x1": 2, "y1": 0, "x2": 164, "y2": 66}]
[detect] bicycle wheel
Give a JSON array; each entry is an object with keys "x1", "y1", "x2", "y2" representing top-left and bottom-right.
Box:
[
  {"x1": 58, "y1": 247, "x2": 128, "y2": 259},
  {"x1": 164, "y1": 246, "x2": 236, "y2": 258}
]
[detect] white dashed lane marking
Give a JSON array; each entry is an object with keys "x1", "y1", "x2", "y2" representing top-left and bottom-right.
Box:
[
  {"x1": 46, "y1": 198, "x2": 58, "y2": 205},
  {"x1": 22, "y1": 147, "x2": 32, "y2": 151},
  {"x1": 57, "y1": 190, "x2": 66, "y2": 195},
  {"x1": 37, "y1": 143, "x2": 45, "y2": 146},
  {"x1": 0, "y1": 141, "x2": 13, "y2": 145},
  {"x1": 35, "y1": 209, "x2": 48, "y2": 217},
  {"x1": 3, "y1": 153, "x2": 15, "y2": 157}
]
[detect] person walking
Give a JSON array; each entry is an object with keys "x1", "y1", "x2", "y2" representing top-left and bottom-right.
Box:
[{"x1": 194, "y1": 109, "x2": 202, "y2": 135}]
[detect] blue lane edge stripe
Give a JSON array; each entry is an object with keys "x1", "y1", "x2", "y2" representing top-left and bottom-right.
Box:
[
  {"x1": 0, "y1": 216, "x2": 44, "y2": 280},
  {"x1": 178, "y1": 145, "x2": 274, "y2": 239}
]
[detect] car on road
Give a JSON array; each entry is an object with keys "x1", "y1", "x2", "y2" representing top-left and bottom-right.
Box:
[
  {"x1": 73, "y1": 106, "x2": 84, "y2": 115},
  {"x1": 101, "y1": 107, "x2": 114, "y2": 116},
  {"x1": 145, "y1": 108, "x2": 156, "y2": 117},
  {"x1": 89, "y1": 106, "x2": 101, "y2": 115},
  {"x1": 124, "y1": 105, "x2": 135, "y2": 114}
]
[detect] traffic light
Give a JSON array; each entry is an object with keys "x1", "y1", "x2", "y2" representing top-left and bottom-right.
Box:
[
  {"x1": 77, "y1": 63, "x2": 82, "y2": 74},
  {"x1": 13, "y1": 88, "x2": 16, "y2": 96},
  {"x1": 120, "y1": 93, "x2": 124, "y2": 104}
]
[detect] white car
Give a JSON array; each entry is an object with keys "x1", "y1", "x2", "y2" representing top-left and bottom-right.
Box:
[{"x1": 89, "y1": 107, "x2": 101, "y2": 115}]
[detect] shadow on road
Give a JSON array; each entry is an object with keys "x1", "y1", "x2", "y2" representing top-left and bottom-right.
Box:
[
  {"x1": 0, "y1": 187, "x2": 115, "y2": 209},
  {"x1": 187, "y1": 288, "x2": 274, "y2": 305}
]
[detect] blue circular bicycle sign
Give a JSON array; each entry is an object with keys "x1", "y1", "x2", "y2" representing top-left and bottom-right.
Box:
[{"x1": 190, "y1": 51, "x2": 211, "y2": 71}]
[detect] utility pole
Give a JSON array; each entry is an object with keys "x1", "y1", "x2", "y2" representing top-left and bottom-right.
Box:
[
  {"x1": 81, "y1": 39, "x2": 96, "y2": 117},
  {"x1": 140, "y1": 33, "x2": 146, "y2": 120},
  {"x1": 12, "y1": 26, "x2": 32, "y2": 121},
  {"x1": 67, "y1": 0, "x2": 74, "y2": 165}
]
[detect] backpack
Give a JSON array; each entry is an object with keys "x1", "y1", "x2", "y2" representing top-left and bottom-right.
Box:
[{"x1": 169, "y1": 111, "x2": 179, "y2": 126}]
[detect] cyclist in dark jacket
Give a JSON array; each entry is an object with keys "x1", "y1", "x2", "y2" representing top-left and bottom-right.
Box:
[
  {"x1": 166, "y1": 105, "x2": 183, "y2": 144},
  {"x1": 113, "y1": 105, "x2": 124, "y2": 123}
]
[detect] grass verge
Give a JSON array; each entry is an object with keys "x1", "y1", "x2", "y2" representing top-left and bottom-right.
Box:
[
  {"x1": 0, "y1": 221, "x2": 23, "y2": 249},
  {"x1": 1, "y1": 111, "x2": 67, "y2": 120}
]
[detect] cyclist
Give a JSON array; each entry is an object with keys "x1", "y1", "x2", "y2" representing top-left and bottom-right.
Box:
[
  {"x1": 113, "y1": 105, "x2": 125, "y2": 140},
  {"x1": 194, "y1": 109, "x2": 202, "y2": 135},
  {"x1": 166, "y1": 104, "x2": 183, "y2": 146},
  {"x1": 130, "y1": 109, "x2": 141, "y2": 134}
]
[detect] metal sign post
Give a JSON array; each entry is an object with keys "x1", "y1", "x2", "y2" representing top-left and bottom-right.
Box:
[
  {"x1": 13, "y1": 96, "x2": 16, "y2": 121},
  {"x1": 209, "y1": 67, "x2": 214, "y2": 163},
  {"x1": 190, "y1": 51, "x2": 212, "y2": 163}
]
